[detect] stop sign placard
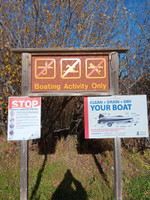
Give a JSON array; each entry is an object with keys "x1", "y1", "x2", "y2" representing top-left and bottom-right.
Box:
[{"x1": 7, "y1": 97, "x2": 41, "y2": 140}]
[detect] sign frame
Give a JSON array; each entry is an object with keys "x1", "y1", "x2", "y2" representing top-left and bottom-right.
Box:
[
  {"x1": 11, "y1": 48, "x2": 129, "y2": 97},
  {"x1": 11, "y1": 47, "x2": 129, "y2": 200}
]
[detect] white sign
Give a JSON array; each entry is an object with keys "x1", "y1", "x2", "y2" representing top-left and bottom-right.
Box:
[
  {"x1": 84, "y1": 95, "x2": 149, "y2": 139},
  {"x1": 7, "y1": 97, "x2": 41, "y2": 140}
]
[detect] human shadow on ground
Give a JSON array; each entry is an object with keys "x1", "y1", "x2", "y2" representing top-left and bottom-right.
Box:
[
  {"x1": 30, "y1": 154, "x2": 47, "y2": 200},
  {"x1": 51, "y1": 169, "x2": 88, "y2": 200}
]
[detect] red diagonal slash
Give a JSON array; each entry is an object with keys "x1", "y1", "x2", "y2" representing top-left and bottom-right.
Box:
[
  {"x1": 87, "y1": 60, "x2": 104, "y2": 77},
  {"x1": 37, "y1": 60, "x2": 53, "y2": 77}
]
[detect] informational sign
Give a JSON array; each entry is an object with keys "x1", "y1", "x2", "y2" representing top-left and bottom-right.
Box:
[
  {"x1": 84, "y1": 95, "x2": 149, "y2": 139},
  {"x1": 31, "y1": 55, "x2": 109, "y2": 92},
  {"x1": 7, "y1": 97, "x2": 41, "y2": 140}
]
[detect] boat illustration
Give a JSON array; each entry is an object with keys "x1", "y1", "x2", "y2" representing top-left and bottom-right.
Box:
[{"x1": 98, "y1": 114, "x2": 135, "y2": 127}]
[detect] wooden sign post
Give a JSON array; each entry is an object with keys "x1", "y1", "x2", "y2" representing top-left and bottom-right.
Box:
[
  {"x1": 111, "y1": 52, "x2": 122, "y2": 200},
  {"x1": 20, "y1": 53, "x2": 31, "y2": 200},
  {"x1": 12, "y1": 48, "x2": 128, "y2": 200}
]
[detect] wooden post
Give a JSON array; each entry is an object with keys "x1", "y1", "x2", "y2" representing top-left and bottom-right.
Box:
[
  {"x1": 20, "y1": 53, "x2": 31, "y2": 200},
  {"x1": 20, "y1": 141, "x2": 28, "y2": 200},
  {"x1": 114, "y1": 138, "x2": 122, "y2": 200},
  {"x1": 111, "y1": 52, "x2": 122, "y2": 200}
]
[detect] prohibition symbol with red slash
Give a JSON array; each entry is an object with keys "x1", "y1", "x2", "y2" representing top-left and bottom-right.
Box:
[
  {"x1": 85, "y1": 58, "x2": 106, "y2": 79},
  {"x1": 35, "y1": 59, "x2": 56, "y2": 79}
]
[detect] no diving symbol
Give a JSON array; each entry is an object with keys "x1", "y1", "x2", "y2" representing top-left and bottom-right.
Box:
[{"x1": 61, "y1": 58, "x2": 81, "y2": 79}]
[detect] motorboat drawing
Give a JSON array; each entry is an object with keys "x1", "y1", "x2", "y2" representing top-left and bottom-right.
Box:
[{"x1": 98, "y1": 114, "x2": 135, "y2": 127}]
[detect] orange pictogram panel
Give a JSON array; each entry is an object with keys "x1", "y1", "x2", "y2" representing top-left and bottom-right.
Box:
[
  {"x1": 61, "y1": 58, "x2": 81, "y2": 79},
  {"x1": 35, "y1": 59, "x2": 56, "y2": 79},
  {"x1": 85, "y1": 58, "x2": 106, "y2": 79}
]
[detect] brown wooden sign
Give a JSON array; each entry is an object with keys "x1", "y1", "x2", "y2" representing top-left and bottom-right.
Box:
[
  {"x1": 31, "y1": 55, "x2": 109, "y2": 93},
  {"x1": 11, "y1": 48, "x2": 129, "y2": 96}
]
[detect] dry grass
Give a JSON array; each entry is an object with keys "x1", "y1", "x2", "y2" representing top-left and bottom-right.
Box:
[{"x1": 0, "y1": 134, "x2": 150, "y2": 199}]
